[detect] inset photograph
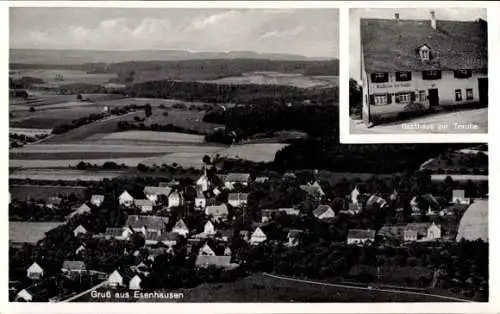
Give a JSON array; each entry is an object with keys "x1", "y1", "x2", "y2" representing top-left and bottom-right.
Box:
[{"x1": 348, "y1": 8, "x2": 488, "y2": 138}]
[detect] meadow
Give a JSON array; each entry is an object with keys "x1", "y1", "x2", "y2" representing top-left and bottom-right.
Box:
[
  {"x1": 200, "y1": 72, "x2": 339, "y2": 89},
  {"x1": 10, "y1": 221, "x2": 65, "y2": 244},
  {"x1": 10, "y1": 184, "x2": 87, "y2": 200},
  {"x1": 10, "y1": 69, "x2": 117, "y2": 87},
  {"x1": 9, "y1": 169, "x2": 124, "y2": 181}
]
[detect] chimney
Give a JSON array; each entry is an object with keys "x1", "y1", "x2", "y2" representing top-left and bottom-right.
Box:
[
  {"x1": 395, "y1": 13, "x2": 400, "y2": 21},
  {"x1": 430, "y1": 10, "x2": 436, "y2": 30}
]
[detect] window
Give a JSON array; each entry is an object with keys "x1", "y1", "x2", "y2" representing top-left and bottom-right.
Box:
[
  {"x1": 422, "y1": 70, "x2": 442, "y2": 80},
  {"x1": 375, "y1": 94, "x2": 387, "y2": 105},
  {"x1": 396, "y1": 71, "x2": 412, "y2": 81},
  {"x1": 455, "y1": 89, "x2": 462, "y2": 101},
  {"x1": 419, "y1": 45, "x2": 430, "y2": 61},
  {"x1": 370, "y1": 72, "x2": 389, "y2": 83},
  {"x1": 454, "y1": 69, "x2": 472, "y2": 79},
  {"x1": 419, "y1": 90, "x2": 426, "y2": 102},
  {"x1": 466, "y1": 88, "x2": 473, "y2": 100},
  {"x1": 397, "y1": 93, "x2": 411, "y2": 103}
]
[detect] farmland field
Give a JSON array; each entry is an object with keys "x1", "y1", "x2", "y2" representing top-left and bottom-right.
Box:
[
  {"x1": 9, "y1": 128, "x2": 52, "y2": 136},
  {"x1": 200, "y1": 72, "x2": 339, "y2": 89},
  {"x1": 9, "y1": 169, "x2": 124, "y2": 181},
  {"x1": 41, "y1": 112, "x2": 140, "y2": 144},
  {"x1": 10, "y1": 93, "x2": 120, "y2": 110},
  {"x1": 218, "y1": 143, "x2": 289, "y2": 162},
  {"x1": 456, "y1": 199, "x2": 488, "y2": 242},
  {"x1": 430, "y1": 174, "x2": 488, "y2": 182},
  {"x1": 10, "y1": 107, "x2": 105, "y2": 129},
  {"x1": 10, "y1": 69, "x2": 117, "y2": 86},
  {"x1": 144, "y1": 108, "x2": 224, "y2": 134},
  {"x1": 9, "y1": 221, "x2": 65, "y2": 244},
  {"x1": 98, "y1": 131, "x2": 205, "y2": 143},
  {"x1": 10, "y1": 184, "x2": 87, "y2": 200}
]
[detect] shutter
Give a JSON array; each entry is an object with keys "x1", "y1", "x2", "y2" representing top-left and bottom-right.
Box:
[
  {"x1": 411, "y1": 92, "x2": 416, "y2": 101},
  {"x1": 387, "y1": 93, "x2": 392, "y2": 104},
  {"x1": 369, "y1": 95, "x2": 375, "y2": 105},
  {"x1": 395, "y1": 94, "x2": 400, "y2": 103}
]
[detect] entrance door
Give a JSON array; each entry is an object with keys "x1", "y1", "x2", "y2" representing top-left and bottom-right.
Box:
[
  {"x1": 478, "y1": 78, "x2": 488, "y2": 105},
  {"x1": 428, "y1": 88, "x2": 439, "y2": 107}
]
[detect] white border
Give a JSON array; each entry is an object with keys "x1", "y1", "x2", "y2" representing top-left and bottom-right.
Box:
[
  {"x1": 3, "y1": 1, "x2": 499, "y2": 314},
  {"x1": 341, "y1": 1, "x2": 496, "y2": 144}
]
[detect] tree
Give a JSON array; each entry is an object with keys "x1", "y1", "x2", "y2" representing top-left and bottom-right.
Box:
[
  {"x1": 77, "y1": 94, "x2": 83, "y2": 101},
  {"x1": 202, "y1": 155, "x2": 211, "y2": 165},
  {"x1": 29, "y1": 106, "x2": 35, "y2": 112}
]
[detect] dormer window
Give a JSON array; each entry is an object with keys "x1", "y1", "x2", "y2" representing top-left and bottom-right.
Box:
[
  {"x1": 370, "y1": 72, "x2": 388, "y2": 83},
  {"x1": 419, "y1": 45, "x2": 431, "y2": 61}
]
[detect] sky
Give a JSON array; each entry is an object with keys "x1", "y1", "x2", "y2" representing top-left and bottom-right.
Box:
[
  {"x1": 350, "y1": 8, "x2": 487, "y2": 82},
  {"x1": 10, "y1": 8, "x2": 339, "y2": 59}
]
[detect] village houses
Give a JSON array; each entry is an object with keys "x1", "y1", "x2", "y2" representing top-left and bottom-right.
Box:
[
  {"x1": 228, "y1": 192, "x2": 248, "y2": 208},
  {"x1": 404, "y1": 222, "x2": 442, "y2": 242},
  {"x1": 90, "y1": 194, "x2": 105, "y2": 207},
  {"x1": 451, "y1": 189, "x2": 471, "y2": 205},
  {"x1": 205, "y1": 204, "x2": 229, "y2": 222},
  {"x1": 196, "y1": 167, "x2": 211, "y2": 192},
  {"x1": 26, "y1": 262, "x2": 44, "y2": 280},
  {"x1": 133, "y1": 199, "x2": 154, "y2": 212},
  {"x1": 143, "y1": 186, "x2": 171, "y2": 205},
  {"x1": 250, "y1": 227, "x2": 267, "y2": 245},
  {"x1": 347, "y1": 229, "x2": 376, "y2": 245},
  {"x1": 360, "y1": 11, "x2": 488, "y2": 125},
  {"x1": 224, "y1": 172, "x2": 250, "y2": 190},
  {"x1": 46, "y1": 196, "x2": 62, "y2": 209},
  {"x1": 167, "y1": 190, "x2": 183, "y2": 208},
  {"x1": 119, "y1": 190, "x2": 134, "y2": 207},
  {"x1": 61, "y1": 261, "x2": 86, "y2": 276},
  {"x1": 107, "y1": 270, "x2": 124, "y2": 287},
  {"x1": 172, "y1": 219, "x2": 189, "y2": 237},
  {"x1": 313, "y1": 204, "x2": 336, "y2": 220},
  {"x1": 73, "y1": 225, "x2": 87, "y2": 237},
  {"x1": 67, "y1": 203, "x2": 91, "y2": 219}
]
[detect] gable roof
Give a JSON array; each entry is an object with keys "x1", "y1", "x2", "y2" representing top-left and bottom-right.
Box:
[
  {"x1": 47, "y1": 196, "x2": 62, "y2": 206},
  {"x1": 361, "y1": 18, "x2": 487, "y2": 72},
  {"x1": 251, "y1": 227, "x2": 266, "y2": 238},
  {"x1": 225, "y1": 173, "x2": 250, "y2": 183},
  {"x1": 405, "y1": 222, "x2": 439, "y2": 234},
  {"x1": 377, "y1": 225, "x2": 406, "y2": 238},
  {"x1": 119, "y1": 190, "x2": 134, "y2": 200},
  {"x1": 73, "y1": 225, "x2": 87, "y2": 233},
  {"x1": 143, "y1": 186, "x2": 171, "y2": 196},
  {"x1": 206, "y1": 204, "x2": 229, "y2": 217},
  {"x1": 91, "y1": 194, "x2": 104, "y2": 203},
  {"x1": 367, "y1": 194, "x2": 388, "y2": 208},
  {"x1": 62, "y1": 260, "x2": 86, "y2": 271},
  {"x1": 300, "y1": 184, "x2": 324, "y2": 197},
  {"x1": 173, "y1": 218, "x2": 189, "y2": 231},
  {"x1": 313, "y1": 204, "x2": 333, "y2": 217},
  {"x1": 195, "y1": 255, "x2": 232, "y2": 268},
  {"x1": 228, "y1": 193, "x2": 248, "y2": 201},
  {"x1": 104, "y1": 227, "x2": 125, "y2": 237},
  {"x1": 348, "y1": 229, "x2": 376, "y2": 239},
  {"x1": 133, "y1": 199, "x2": 154, "y2": 207},
  {"x1": 125, "y1": 215, "x2": 169, "y2": 231},
  {"x1": 28, "y1": 262, "x2": 44, "y2": 273}
]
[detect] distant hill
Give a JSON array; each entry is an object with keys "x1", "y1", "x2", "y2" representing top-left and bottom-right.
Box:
[{"x1": 10, "y1": 49, "x2": 332, "y2": 65}]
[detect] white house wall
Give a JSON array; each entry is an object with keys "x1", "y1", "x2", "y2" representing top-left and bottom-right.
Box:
[{"x1": 362, "y1": 69, "x2": 486, "y2": 121}]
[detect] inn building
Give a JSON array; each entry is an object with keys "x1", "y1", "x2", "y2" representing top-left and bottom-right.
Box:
[{"x1": 360, "y1": 11, "x2": 488, "y2": 124}]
